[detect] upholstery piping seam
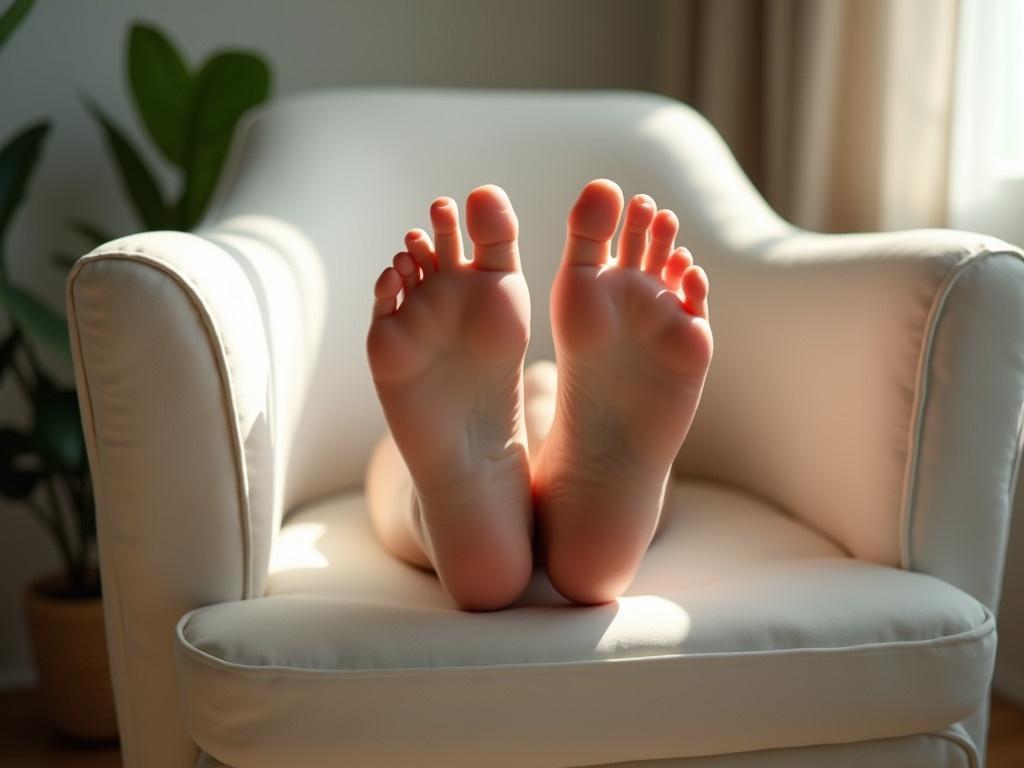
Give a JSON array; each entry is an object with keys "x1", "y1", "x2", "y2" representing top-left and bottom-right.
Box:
[
  {"x1": 900, "y1": 249, "x2": 1024, "y2": 572},
  {"x1": 174, "y1": 605, "x2": 994, "y2": 677},
  {"x1": 931, "y1": 722, "x2": 980, "y2": 768},
  {"x1": 73, "y1": 248, "x2": 255, "y2": 599}
]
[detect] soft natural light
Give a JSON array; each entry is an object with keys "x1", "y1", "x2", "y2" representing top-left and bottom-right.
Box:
[
  {"x1": 994, "y1": 0, "x2": 1024, "y2": 173},
  {"x1": 595, "y1": 595, "x2": 691, "y2": 653},
  {"x1": 267, "y1": 521, "x2": 329, "y2": 573},
  {"x1": 209, "y1": 213, "x2": 328, "y2": 386},
  {"x1": 949, "y1": 0, "x2": 1024, "y2": 243}
]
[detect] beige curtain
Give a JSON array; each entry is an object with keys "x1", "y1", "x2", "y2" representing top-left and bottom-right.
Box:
[{"x1": 656, "y1": 0, "x2": 958, "y2": 233}]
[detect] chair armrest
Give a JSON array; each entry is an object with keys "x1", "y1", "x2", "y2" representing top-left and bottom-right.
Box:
[
  {"x1": 676, "y1": 228, "x2": 1024, "y2": 610},
  {"x1": 66, "y1": 225, "x2": 323, "y2": 768}
]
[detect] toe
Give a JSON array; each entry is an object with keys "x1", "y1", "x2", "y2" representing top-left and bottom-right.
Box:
[
  {"x1": 393, "y1": 251, "x2": 419, "y2": 293},
  {"x1": 643, "y1": 209, "x2": 678, "y2": 276},
  {"x1": 405, "y1": 229, "x2": 437, "y2": 275},
  {"x1": 681, "y1": 264, "x2": 710, "y2": 319},
  {"x1": 466, "y1": 184, "x2": 520, "y2": 272},
  {"x1": 372, "y1": 266, "x2": 402, "y2": 318},
  {"x1": 663, "y1": 248, "x2": 687, "y2": 293},
  {"x1": 430, "y1": 197, "x2": 464, "y2": 269},
  {"x1": 617, "y1": 194, "x2": 655, "y2": 269},
  {"x1": 563, "y1": 179, "x2": 624, "y2": 267}
]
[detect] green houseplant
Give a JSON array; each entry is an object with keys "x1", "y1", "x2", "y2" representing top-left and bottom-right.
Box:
[
  {"x1": 1, "y1": 0, "x2": 91, "y2": 595},
  {"x1": 1, "y1": 0, "x2": 270, "y2": 737},
  {"x1": 71, "y1": 22, "x2": 272, "y2": 252}
]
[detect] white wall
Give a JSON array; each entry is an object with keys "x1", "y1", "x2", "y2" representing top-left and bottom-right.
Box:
[
  {"x1": 1, "y1": 0, "x2": 1022, "y2": 704},
  {"x1": 0, "y1": 0, "x2": 666, "y2": 687}
]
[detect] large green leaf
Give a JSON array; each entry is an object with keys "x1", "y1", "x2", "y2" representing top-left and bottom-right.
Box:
[
  {"x1": 0, "y1": 0, "x2": 33, "y2": 51},
  {"x1": 86, "y1": 101, "x2": 171, "y2": 230},
  {"x1": 178, "y1": 52, "x2": 269, "y2": 229},
  {"x1": 0, "y1": 427, "x2": 41, "y2": 499},
  {"x1": 0, "y1": 121, "x2": 49, "y2": 244},
  {"x1": 128, "y1": 24, "x2": 192, "y2": 166},
  {"x1": 31, "y1": 378, "x2": 85, "y2": 473},
  {"x1": 0, "y1": 275, "x2": 70, "y2": 356}
]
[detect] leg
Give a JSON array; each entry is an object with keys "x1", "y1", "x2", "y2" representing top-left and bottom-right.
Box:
[
  {"x1": 365, "y1": 185, "x2": 534, "y2": 611},
  {"x1": 533, "y1": 180, "x2": 713, "y2": 605},
  {"x1": 366, "y1": 432, "x2": 432, "y2": 570}
]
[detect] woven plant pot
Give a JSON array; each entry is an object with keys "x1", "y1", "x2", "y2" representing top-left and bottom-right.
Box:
[{"x1": 24, "y1": 572, "x2": 118, "y2": 741}]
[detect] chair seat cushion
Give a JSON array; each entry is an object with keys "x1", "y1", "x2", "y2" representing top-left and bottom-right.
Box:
[{"x1": 175, "y1": 480, "x2": 994, "y2": 768}]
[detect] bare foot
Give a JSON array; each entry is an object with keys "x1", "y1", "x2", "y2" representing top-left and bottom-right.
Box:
[
  {"x1": 366, "y1": 185, "x2": 533, "y2": 610},
  {"x1": 534, "y1": 179, "x2": 713, "y2": 604}
]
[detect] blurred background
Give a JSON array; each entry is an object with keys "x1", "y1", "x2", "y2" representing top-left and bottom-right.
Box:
[{"x1": 1, "y1": 0, "x2": 1022, "y2": 729}]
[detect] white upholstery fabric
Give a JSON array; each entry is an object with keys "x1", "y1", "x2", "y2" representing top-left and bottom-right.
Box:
[
  {"x1": 66, "y1": 89, "x2": 1024, "y2": 767},
  {"x1": 68, "y1": 241, "x2": 255, "y2": 768},
  {"x1": 676, "y1": 234, "x2": 1024, "y2": 594},
  {"x1": 175, "y1": 481, "x2": 993, "y2": 768}
]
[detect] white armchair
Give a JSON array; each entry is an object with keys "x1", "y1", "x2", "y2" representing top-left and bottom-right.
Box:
[{"x1": 66, "y1": 89, "x2": 1024, "y2": 768}]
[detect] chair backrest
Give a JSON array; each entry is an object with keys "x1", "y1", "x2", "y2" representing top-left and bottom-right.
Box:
[{"x1": 201, "y1": 88, "x2": 786, "y2": 513}]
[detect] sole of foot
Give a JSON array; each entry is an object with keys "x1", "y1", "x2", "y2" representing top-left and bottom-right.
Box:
[
  {"x1": 534, "y1": 178, "x2": 713, "y2": 604},
  {"x1": 366, "y1": 185, "x2": 534, "y2": 611}
]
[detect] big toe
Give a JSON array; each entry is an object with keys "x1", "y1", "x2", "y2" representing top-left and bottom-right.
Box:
[
  {"x1": 466, "y1": 184, "x2": 520, "y2": 271},
  {"x1": 564, "y1": 179, "x2": 624, "y2": 267}
]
